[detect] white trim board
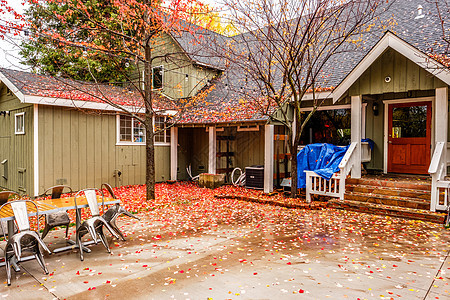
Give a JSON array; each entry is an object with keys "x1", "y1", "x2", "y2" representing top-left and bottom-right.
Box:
[
  {"x1": 33, "y1": 104, "x2": 39, "y2": 196},
  {"x1": 333, "y1": 32, "x2": 450, "y2": 103},
  {"x1": 0, "y1": 71, "x2": 26, "y2": 102}
]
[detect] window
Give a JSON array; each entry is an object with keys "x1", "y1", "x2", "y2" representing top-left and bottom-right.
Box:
[
  {"x1": 154, "y1": 116, "x2": 171, "y2": 144},
  {"x1": 117, "y1": 115, "x2": 146, "y2": 144},
  {"x1": 300, "y1": 108, "x2": 351, "y2": 146},
  {"x1": 117, "y1": 114, "x2": 171, "y2": 145},
  {"x1": 15, "y1": 112, "x2": 25, "y2": 135},
  {"x1": 152, "y1": 66, "x2": 163, "y2": 90}
]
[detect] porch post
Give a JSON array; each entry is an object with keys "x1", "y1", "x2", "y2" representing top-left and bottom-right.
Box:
[
  {"x1": 430, "y1": 87, "x2": 448, "y2": 211},
  {"x1": 208, "y1": 127, "x2": 216, "y2": 174},
  {"x1": 264, "y1": 124, "x2": 274, "y2": 193},
  {"x1": 435, "y1": 87, "x2": 448, "y2": 151},
  {"x1": 351, "y1": 95, "x2": 362, "y2": 179},
  {"x1": 170, "y1": 127, "x2": 178, "y2": 181}
]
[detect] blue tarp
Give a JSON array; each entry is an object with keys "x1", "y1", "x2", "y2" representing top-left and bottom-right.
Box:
[{"x1": 297, "y1": 143, "x2": 349, "y2": 188}]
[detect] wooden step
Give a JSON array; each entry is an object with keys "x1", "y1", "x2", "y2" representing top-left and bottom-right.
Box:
[
  {"x1": 344, "y1": 191, "x2": 430, "y2": 210},
  {"x1": 346, "y1": 178, "x2": 431, "y2": 191},
  {"x1": 329, "y1": 199, "x2": 445, "y2": 223},
  {"x1": 345, "y1": 184, "x2": 431, "y2": 201}
]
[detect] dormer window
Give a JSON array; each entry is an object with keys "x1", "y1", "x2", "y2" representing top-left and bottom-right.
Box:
[{"x1": 152, "y1": 66, "x2": 163, "y2": 90}]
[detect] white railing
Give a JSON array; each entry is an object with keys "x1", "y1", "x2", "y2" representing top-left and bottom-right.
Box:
[
  {"x1": 305, "y1": 142, "x2": 359, "y2": 203},
  {"x1": 429, "y1": 142, "x2": 449, "y2": 212}
]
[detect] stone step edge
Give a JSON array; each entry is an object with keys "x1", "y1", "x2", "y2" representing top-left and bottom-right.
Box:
[
  {"x1": 345, "y1": 184, "x2": 432, "y2": 195},
  {"x1": 344, "y1": 191, "x2": 431, "y2": 205},
  {"x1": 346, "y1": 179, "x2": 431, "y2": 191},
  {"x1": 329, "y1": 199, "x2": 445, "y2": 223}
]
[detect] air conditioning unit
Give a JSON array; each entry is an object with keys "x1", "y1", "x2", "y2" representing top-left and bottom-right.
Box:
[{"x1": 245, "y1": 166, "x2": 264, "y2": 189}]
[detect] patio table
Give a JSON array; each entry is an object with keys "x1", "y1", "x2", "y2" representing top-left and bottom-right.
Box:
[{"x1": 0, "y1": 196, "x2": 121, "y2": 264}]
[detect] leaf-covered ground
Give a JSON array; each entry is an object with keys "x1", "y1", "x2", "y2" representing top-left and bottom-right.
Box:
[{"x1": 2, "y1": 182, "x2": 450, "y2": 299}]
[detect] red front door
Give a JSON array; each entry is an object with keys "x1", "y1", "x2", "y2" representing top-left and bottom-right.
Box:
[{"x1": 387, "y1": 101, "x2": 431, "y2": 174}]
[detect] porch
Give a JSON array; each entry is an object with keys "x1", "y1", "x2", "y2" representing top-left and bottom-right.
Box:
[{"x1": 305, "y1": 33, "x2": 450, "y2": 215}]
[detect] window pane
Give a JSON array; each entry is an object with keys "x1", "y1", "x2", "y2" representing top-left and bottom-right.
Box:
[
  {"x1": 133, "y1": 119, "x2": 146, "y2": 143},
  {"x1": 15, "y1": 114, "x2": 24, "y2": 134},
  {"x1": 154, "y1": 116, "x2": 166, "y2": 143},
  {"x1": 392, "y1": 105, "x2": 427, "y2": 138},
  {"x1": 152, "y1": 66, "x2": 163, "y2": 89},
  {"x1": 300, "y1": 109, "x2": 351, "y2": 146},
  {"x1": 120, "y1": 115, "x2": 132, "y2": 142},
  {"x1": 165, "y1": 127, "x2": 171, "y2": 143}
]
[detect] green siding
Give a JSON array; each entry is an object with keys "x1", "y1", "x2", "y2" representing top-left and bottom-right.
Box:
[
  {"x1": 153, "y1": 33, "x2": 219, "y2": 99},
  {"x1": 364, "y1": 102, "x2": 385, "y2": 170},
  {"x1": 0, "y1": 89, "x2": 34, "y2": 194},
  {"x1": 37, "y1": 105, "x2": 169, "y2": 195},
  {"x1": 131, "y1": 33, "x2": 219, "y2": 100},
  {"x1": 235, "y1": 129, "x2": 265, "y2": 168},
  {"x1": 177, "y1": 126, "x2": 266, "y2": 181},
  {"x1": 349, "y1": 48, "x2": 446, "y2": 96},
  {"x1": 177, "y1": 128, "x2": 209, "y2": 180}
]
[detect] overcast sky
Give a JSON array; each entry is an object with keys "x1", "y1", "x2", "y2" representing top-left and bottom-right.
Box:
[{"x1": 0, "y1": 1, "x2": 29, "y2": 70}]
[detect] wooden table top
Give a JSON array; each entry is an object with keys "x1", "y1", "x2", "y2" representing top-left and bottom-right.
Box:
[
  {"x1": 0, "y1": 196, "x2": 119, "y2": 221},
  {"x1": 39, "y1": 196, "x2": 118, "y2": 210}
]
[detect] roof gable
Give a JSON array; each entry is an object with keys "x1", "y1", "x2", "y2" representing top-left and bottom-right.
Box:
[{"x1": 333, "y1": 31, "x2": 450, "y2": 102}]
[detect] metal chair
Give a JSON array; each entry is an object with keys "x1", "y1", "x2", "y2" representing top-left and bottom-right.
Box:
[
  {"x1": 0, "y1": 199, "x2": 51, "y2": 286},
  {"x1": 0, "y1": 191, "x2": 20, "y2": 203},
  {"x1": 74, "y1": 189, "x2": 119, "y2": 261},
  {"x1": 0, "y1": 191, "x2": 20, "y2": 237},
  {"x1": 39, "y1": 185, "x2": 73, "y2": 239},
  {"x1": 101, "y1": 183, "x2": 140, "y2": 241}
]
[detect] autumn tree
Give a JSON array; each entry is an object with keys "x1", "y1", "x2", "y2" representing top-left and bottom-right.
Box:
[
  {"x1": 426, "y1": 0, "x2": 449, "y2": 48},
  {"x1": 212, "y1": 0, "x2": 386, "y2": 197},
  {"x1": 22, "y1": 0, "x2": 215, "y2": 200},
  {"x1": 0, "y1": 2, "x2": 25, "y2": 38},
  {"x1": 20, "y1": 1, "x2": 133, "y2": 82}
]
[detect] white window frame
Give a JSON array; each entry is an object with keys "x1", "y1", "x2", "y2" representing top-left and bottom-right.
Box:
[
  {"x1": 15, "y1": 112, "x2": 25, "y2": 135},
  {"x1": 154, "y1": 115, "x2": 171, "y2": 146},
  {"x1": 152, "y1": 65, "x2": 164, "y2": 90},
  {"x1": 116, "y1": 115, "x2": 146, "y2": 146},
  {"x1": 116, "y1": 114, "x2": 172, "y2": 146}
]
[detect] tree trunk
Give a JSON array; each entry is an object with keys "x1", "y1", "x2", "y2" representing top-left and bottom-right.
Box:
[
  {"x1": 145, "y1": 114, "x2": 156, "y2": 200},
  {"x1": 290, "y1": 106, "x2": 301, "y2": 198},
  {"x1": 145, "y1": 42, "x2": 156, "y2": 200},
  {"x1": 290, "y1": 138, "x2": 300, "y2": 198}
]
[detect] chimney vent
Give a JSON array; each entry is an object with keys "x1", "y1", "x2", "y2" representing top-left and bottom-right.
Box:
[{"x1": 415, "y1": 5, "x2": 424, "y2": 19}]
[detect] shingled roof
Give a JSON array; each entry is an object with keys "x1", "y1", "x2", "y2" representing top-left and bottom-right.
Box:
[
  {"x1": 0, "y1": 68, "x2": 173, "y2": 112},
  {"x1": 2, "y1": 0, "x2": 448, "y2": 124},
  {"x1": 177, "y1": 0, "x2": 449, "y2": 124}
]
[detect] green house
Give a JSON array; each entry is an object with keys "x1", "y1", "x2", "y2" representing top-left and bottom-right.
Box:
[{"x1": 0, "y1": 69, "x2": 176, "y2": 196}]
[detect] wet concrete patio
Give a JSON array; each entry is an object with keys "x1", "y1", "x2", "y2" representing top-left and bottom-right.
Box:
[{"x1": 0, "y1": 207, "x2": 449, "y2": 299}]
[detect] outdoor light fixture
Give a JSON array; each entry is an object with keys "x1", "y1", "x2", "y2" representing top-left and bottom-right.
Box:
[
  {"x1": 373, "y1": 102, "x2": 379, "y2": 116},
  {"x1": 384, "y1": 76, "x2": 391, "y2": 83}
]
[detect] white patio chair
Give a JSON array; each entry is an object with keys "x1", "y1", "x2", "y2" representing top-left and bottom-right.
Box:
[
  {"x1": 0, "y1": 199, "x2": 51, "y2": 286},
  {"x1": 74, "y1": 189, "x2": 119, "y2": 261},
  {"x1": 100, "y1": 183, "x2": 140, "y2": 241}
]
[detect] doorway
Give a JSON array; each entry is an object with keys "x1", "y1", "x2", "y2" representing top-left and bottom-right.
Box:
[{"x1": 387, "y1": 101, "x2": 432, "y2": 174}]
